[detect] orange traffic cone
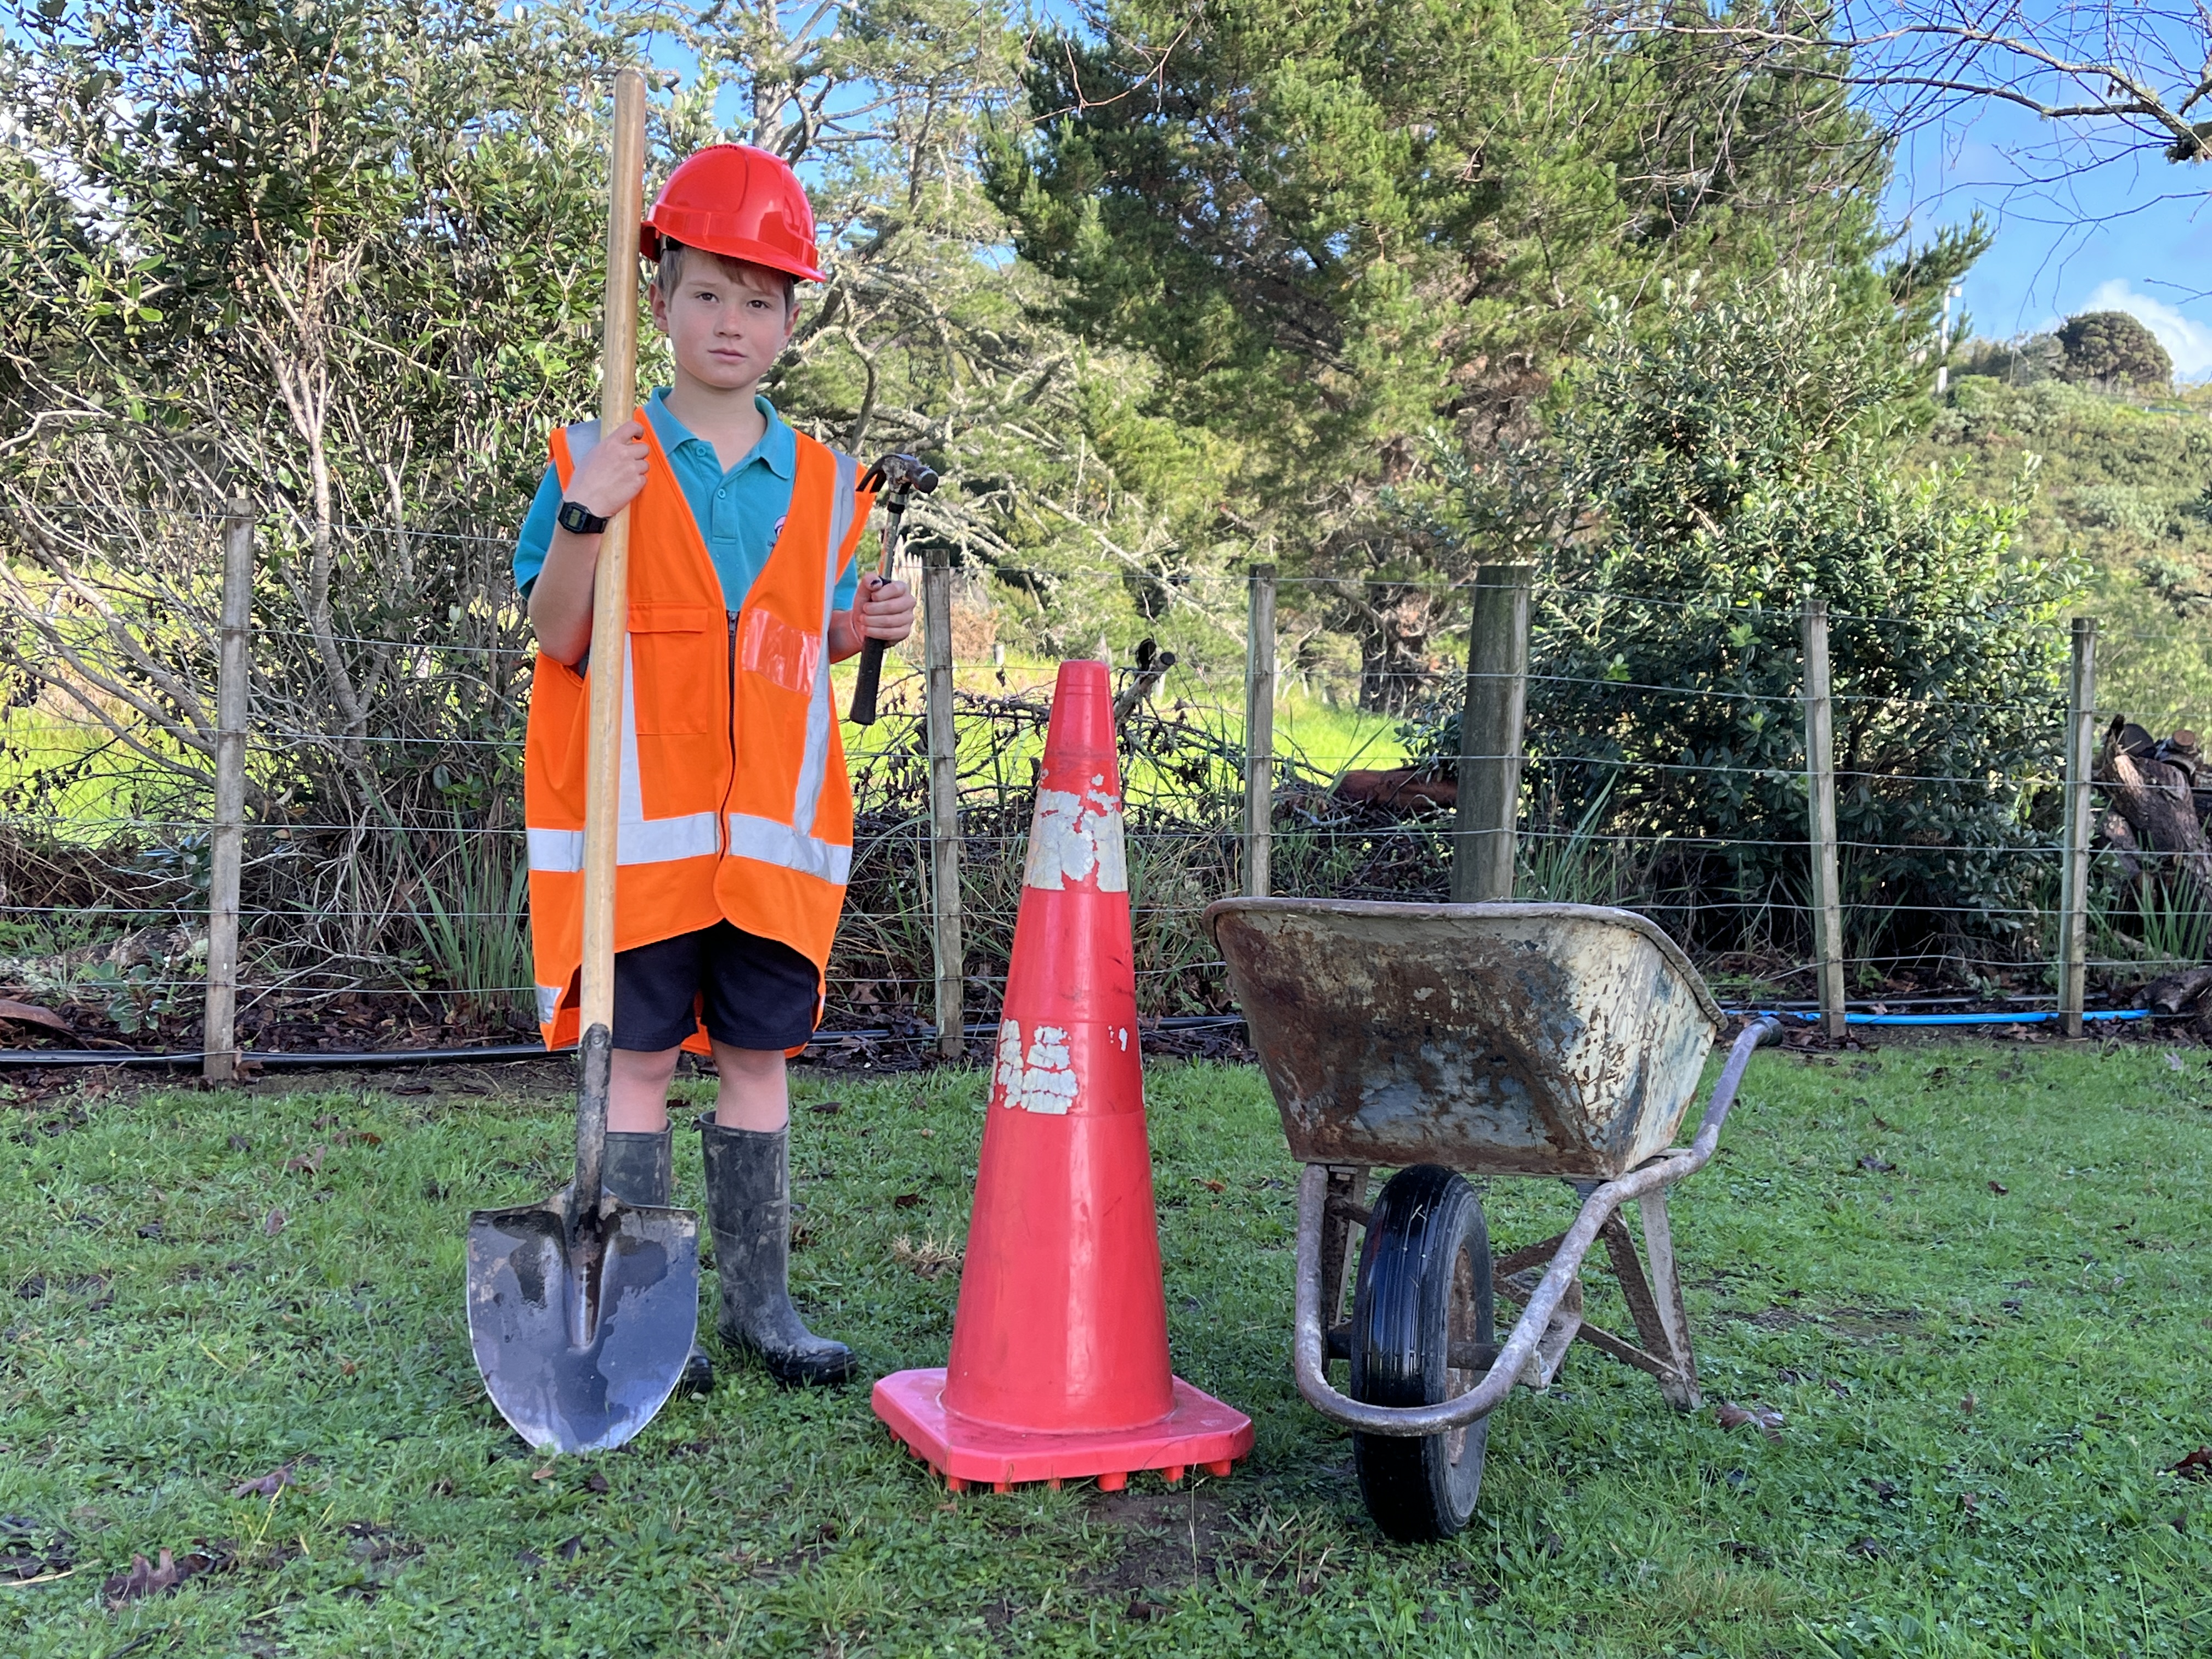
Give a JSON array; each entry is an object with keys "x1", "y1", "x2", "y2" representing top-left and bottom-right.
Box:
[{"x1": 871, "y1": 660, "x2": 1254, "y2": 1492}]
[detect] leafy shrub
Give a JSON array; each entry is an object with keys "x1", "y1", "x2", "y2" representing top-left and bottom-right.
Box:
[
  {"x1": 1436, "y1": 272, "x2": 2082, "y2": 963},
  {"x1": 2072, "y1": 484, "x2": 2164, "y2": 541},
  {"x1": 1956, "y1": 333, "x2": 2062, "y2": 385}
]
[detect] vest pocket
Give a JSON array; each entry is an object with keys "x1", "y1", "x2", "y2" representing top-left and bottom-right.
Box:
[
  {"x1": 738, "y1": 605, "x2": 823, "y2": 698},
  {"x1": 626, "y1": 605, "x2": 719, "y2": 735}
]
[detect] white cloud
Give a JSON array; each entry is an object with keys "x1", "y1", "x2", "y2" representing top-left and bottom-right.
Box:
[{"x1": 2079, "y1": 279, "x2": 2212, "y2": 381}]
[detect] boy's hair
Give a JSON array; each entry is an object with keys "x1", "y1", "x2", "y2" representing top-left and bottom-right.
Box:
[{"x1": 654, "y1": 239, "x2": 799, "y2": 311}]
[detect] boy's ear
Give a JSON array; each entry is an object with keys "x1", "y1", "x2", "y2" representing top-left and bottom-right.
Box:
[{"x1": 648, "y1": 279, "x2": 671, "y2": 333}]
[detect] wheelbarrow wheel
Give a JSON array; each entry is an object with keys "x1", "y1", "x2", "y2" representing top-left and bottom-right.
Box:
[{"x1": 1348, "y1": 1164, "x2": 1494, "y2": 1542}]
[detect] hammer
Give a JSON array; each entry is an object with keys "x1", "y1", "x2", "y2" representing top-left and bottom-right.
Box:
[{"x1": 847, "y1": 453, "x2": 939, "y2": 726}]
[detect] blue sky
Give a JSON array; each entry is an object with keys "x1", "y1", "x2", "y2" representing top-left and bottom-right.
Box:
[{"x1": 1886, "y1": 97, "x2": 2212, "y2": 376}]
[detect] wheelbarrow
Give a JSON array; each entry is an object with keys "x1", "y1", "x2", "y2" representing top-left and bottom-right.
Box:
[{"x1": 1204, "y1": 898, "x2": 1781, "y2": 1542}]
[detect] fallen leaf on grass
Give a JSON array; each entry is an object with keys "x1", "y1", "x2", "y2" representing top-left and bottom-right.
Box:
[
  {"x1": 101, "y1": 1546, "x2": 218, "y2": 1607},
  {"x1": 229, "y1": 1463, "x2": 296, "y2": 1499},
  {"x1": 1988, "y1": 1181, "x2": 2008, "y2": 1195},
  {"x1": 584, "y1": 1472, "x2": 609, "y2": 1494},
  {"x1": 806, "y1": 1101, "x2": 843, "y2": 1116},
  {"x1": 0, "y1": 999, "x2": 74, "y2": 1037},
  {"x1": 891, "y1": 1234, "x2": 962, "y2": 1278},
  {"x1": 1715, "y1": 1402, "x2": 1784, "y2": 1440},
  {"x1": 2170, "y1": 1446, "x2": 2212, "y2": 1480},
  {"x1": 2165, "y1": 1052, "x2": 2185, "y2": 1074},
  {"x1": 892, "y1": 1193, "x2": 923, "y2": 1210},
  {"x1": 283, "y1": 1146, "x2": 326, "y2": 1175},
  {"x1": 263, "y1": 1208, "x2": 286, "y2": 1236},
  {"x1": 530, "y1": 1466, "x2": 556, "y2": 1481},
  {"x1": 1856, "y1": 1155, "x2": 1895, "y2": 1173},
  {"x1": 558, "y1": 1535, "x2": 584, "y2": 1561},
  {"x1": 1198, "y1": 1178, "x2": 1226, "y2": 1194}
]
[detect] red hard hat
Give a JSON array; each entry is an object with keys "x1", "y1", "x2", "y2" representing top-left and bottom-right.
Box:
[{"x1": 640, "y1": 144, "x2": 826, "y2": 283}]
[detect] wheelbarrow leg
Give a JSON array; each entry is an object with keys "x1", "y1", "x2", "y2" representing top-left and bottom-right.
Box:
[
  {"x1": 1317, "y1": 1166, "x2": 1369, "y2": 1336},
  {"x1": 1599, "y1": 1190, "x2": 1700, "y2": 1411}
]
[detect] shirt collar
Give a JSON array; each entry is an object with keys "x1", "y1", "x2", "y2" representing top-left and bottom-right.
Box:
[{"x1": 645, "y1": 388, "x2": 795, "y2": 481}]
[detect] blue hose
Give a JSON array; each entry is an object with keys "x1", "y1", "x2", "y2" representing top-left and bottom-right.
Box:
[{"x1": 1738, "y1": 1008, "x2": 2149, "y2": 1026}]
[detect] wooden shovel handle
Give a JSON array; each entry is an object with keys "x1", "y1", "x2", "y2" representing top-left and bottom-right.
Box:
[{"x1": 578, "y1": 68, "x2": 647, "y2": 1046}]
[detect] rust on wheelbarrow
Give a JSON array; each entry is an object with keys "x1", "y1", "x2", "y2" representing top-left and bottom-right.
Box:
[{"x1": 1204, "y1": 899, "x2": 1724, "y2": 1180}]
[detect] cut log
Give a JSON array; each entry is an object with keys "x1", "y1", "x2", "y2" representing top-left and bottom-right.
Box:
[
  {"x1": 2096, "y1": 717, "x2": 2212, "y2": 906},
  {"x1": 2143, "y1": 964, "x2": 2212, "y2": 1015},
  {"x1": 1335, "y1": 768, "x2": 1458, "y2": 811},
  {"x1": 2099, "y1": 808, "x2": 2145, "y2": 887}
]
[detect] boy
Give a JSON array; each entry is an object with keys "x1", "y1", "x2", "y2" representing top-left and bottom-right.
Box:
[{"x1": 516, "y1": 144, "x2": 914, "y2": 1390}]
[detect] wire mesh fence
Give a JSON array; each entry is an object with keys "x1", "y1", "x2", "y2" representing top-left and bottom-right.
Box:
[{"x1": 0, "y1": 500, "x2": 2189, "y2": 1066}]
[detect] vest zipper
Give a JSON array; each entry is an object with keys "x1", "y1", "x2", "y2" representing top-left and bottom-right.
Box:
[{"x1": 720, "y1": 608, "x2": 740, "y2": 855}]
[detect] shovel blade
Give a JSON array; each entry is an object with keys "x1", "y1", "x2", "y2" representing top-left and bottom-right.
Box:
[{"x1": 466, "y1": 1190, "x2": 699, "y2": 1454}]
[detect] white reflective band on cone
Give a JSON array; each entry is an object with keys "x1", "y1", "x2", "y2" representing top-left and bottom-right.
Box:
[
  {"x1": 1022, "y1": 786, "x2": 1129, "y2": 891},
  {"x1": 992, "y1": 1018, "x2": 1081, "y2": 1114}
]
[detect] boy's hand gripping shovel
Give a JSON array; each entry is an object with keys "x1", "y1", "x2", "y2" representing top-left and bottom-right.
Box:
[{"x1": 465, "y1": 70, "x2": 700, "y2": 1455}]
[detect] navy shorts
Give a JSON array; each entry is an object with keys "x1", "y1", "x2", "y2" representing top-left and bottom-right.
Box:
[{"x1": 611, "y1": 922, "x2": 820, "y2": 1053}]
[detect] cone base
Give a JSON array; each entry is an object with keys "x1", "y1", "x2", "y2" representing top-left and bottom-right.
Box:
[{"x1": 872, "y1": 1368, "x2": 1254, "y2": 1493}]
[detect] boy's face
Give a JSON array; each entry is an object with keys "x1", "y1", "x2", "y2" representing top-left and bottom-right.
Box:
[{"x1": 649, "y1": 255, "x2": 797, "y2": 395}]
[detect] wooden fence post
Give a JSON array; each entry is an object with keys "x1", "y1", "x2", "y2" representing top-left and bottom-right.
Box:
[
  {"x1": 1244, "y1": 562, "x2": 1277, "y2": 898},
  {"x1": 1801, "y1": 595, "x2": 1847, "y2": 1040},
  {"x1": 1451, "y1": 562, "x2": 1534, "y2": 904},
  {"x1": 204, "y1": 499, "x2": 253, "y2": 1082},
  {"x1": 2058, "y1": 617, "x2": 2098, "y2": 1039},
  {"x1": 923, "y1": 545, "x2": 963, "y2": 1060}
]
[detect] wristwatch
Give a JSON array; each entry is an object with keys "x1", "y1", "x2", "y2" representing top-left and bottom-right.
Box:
[{"x1": 556, "y1": 499, "x2": 610, "y2": 535}]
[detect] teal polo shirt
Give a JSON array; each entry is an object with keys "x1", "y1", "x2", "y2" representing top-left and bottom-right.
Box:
[{"x1": 515, "y1": 390, "x2": 860, "y2": 613}]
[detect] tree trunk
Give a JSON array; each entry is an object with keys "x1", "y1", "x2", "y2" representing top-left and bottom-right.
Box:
[{"x1": 1352, "y1": 581, "x2": 1436, "y2": 714}]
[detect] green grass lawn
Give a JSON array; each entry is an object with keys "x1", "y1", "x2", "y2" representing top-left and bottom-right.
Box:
[{"x1": 3, "y1": 1041, "x2": 2209, "y2": 1656}]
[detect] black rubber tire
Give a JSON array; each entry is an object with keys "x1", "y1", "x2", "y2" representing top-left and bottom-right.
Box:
[{"x1": 1347, "y1": 1164, "x2": 1495, "y2": 1542}]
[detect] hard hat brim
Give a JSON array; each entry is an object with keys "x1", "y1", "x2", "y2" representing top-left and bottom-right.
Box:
[{"x1": 639, "y1": 219, "x2": 827, "y2": 284}]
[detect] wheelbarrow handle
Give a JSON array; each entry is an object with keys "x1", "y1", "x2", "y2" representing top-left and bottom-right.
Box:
[
  {"x1": 1289, "y1": 1015, "x2": 1782, "y2": 1438},
  {"x1": 1690, "y1": 1015, "x2": 1783, "y2": 1151}
]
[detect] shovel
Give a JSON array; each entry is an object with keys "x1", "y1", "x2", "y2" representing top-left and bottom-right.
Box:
[{"x1": 465, "y1": 68, "x2": 699, "y2": 1456}]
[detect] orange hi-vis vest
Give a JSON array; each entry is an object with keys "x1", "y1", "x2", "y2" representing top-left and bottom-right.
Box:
[{"x1": 523, "y1": 418, "x2": 871, "y2": 1052}]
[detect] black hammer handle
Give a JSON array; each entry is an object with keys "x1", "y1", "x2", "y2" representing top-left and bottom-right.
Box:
[{"x1": 849, "y1": 632, "x2": 889, "y2": 727}]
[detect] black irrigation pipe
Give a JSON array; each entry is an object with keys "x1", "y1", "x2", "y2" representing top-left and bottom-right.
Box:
[{"x1": 0, "y1": 1016, "x2": 1255, "y2": 1073}]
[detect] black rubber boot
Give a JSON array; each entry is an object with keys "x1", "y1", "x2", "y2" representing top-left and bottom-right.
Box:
[
  {"x1": 602, "y1": 1127, "x2": 715, "y2": 1395},
  {"x1": 698, "y1": 1120, "x2": 852, "y2": 1386}
]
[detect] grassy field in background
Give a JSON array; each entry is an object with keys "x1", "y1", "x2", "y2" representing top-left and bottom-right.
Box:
[
  {"x1": 833, "y1": 654, "x2": 1415, "y2": 785},
  {"x1": 2, "y1": 1042, "x2": 2209, "y2": 1657}
]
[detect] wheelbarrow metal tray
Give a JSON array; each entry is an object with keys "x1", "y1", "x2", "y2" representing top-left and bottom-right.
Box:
[{"x1": 1206, "y1": 899, "x2": 1724, "y2": 1179}]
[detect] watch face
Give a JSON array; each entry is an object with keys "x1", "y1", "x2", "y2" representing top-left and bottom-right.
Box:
[{"x1": 558, "y1": 501, "x2": 601, "y2": 534}]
